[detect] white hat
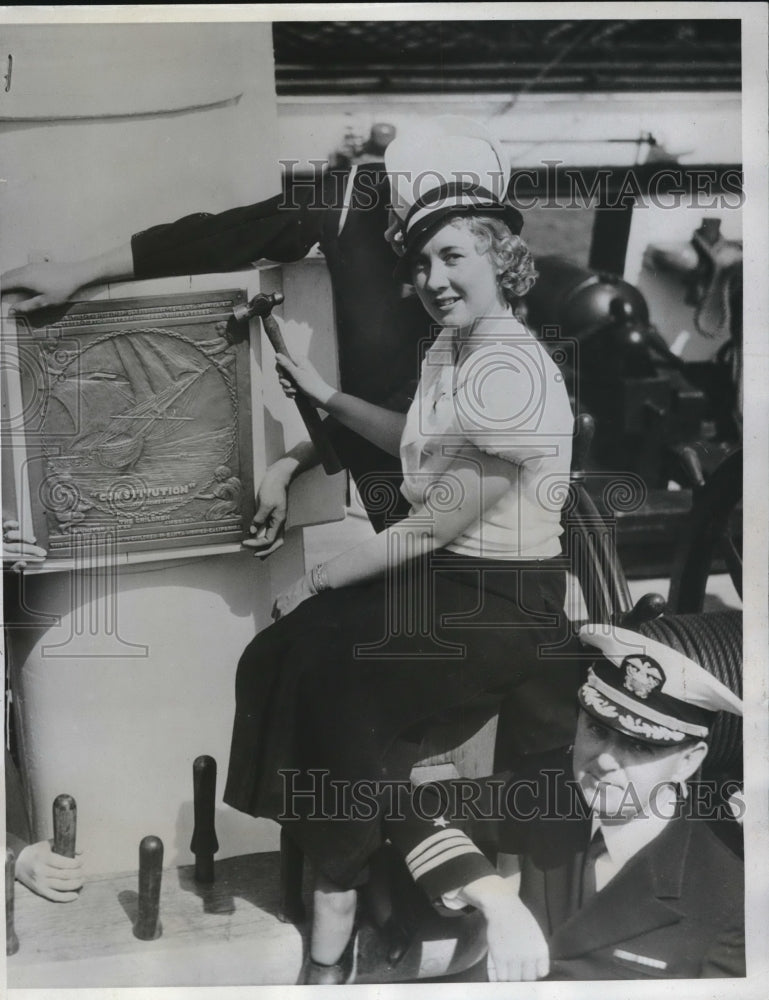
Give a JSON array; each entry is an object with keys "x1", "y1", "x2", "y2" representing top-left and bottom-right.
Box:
[
  {"x1": 578, "y1": 624, "x2": 743, "y2": 745},
  {"x1": 384, "y1": 115, "x2": 522, "y2": 259}
]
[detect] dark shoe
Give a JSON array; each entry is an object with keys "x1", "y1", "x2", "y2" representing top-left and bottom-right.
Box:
[{"x1": 298, "y1": 933, "x2": 357, "y2": 985}]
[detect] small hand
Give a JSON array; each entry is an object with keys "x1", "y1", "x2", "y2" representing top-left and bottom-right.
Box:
[
  {"x1": 2, "y1": 519, "x2": 46, "y2": 571},
  {"x1": 2, "y1": 261, "x2": 87, "y2": 315},
  {"x1": 15, "y1": 840, "x2": 85, "y2": 902},
  {"x1": 275, "y1": 354, "x2": 335, "y2": 409},
  {"x1": 271, "y1": 574, "x2": 316, "y2": 621}
]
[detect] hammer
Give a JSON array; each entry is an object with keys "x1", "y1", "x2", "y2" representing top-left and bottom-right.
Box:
[{"x1": 234, "y1": 291, "x2": 342, "y2": 475}]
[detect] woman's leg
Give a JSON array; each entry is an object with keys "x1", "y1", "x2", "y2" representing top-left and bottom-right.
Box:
[{"x1": 310, "y1": 872, "x2": 357, "y2": 965}]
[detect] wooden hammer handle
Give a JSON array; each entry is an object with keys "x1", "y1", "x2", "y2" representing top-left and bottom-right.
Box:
[{"x1": 260, "y1": 311, "x2": 343, "y2": 476}]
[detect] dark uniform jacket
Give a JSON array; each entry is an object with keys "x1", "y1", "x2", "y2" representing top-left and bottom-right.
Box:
[
  {"x1": 130, "y1": 164, "x2": 429, "y2": 530},
  {"x1": 517, "y1": 804, "x2": 745, "y2": 979},
  {"x1": 388, "y1": 750, "x2": 745, "y2": 980}
]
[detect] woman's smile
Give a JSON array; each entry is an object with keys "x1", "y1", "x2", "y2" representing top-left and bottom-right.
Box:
[
  {"x1": 411, "y1": 220, "x2": 508, "y2": 332},
  {"x1": 433, "y1": 293, "x2": 462, "y2": 311}
]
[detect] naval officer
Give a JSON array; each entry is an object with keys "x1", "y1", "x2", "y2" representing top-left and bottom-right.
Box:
[{"x1": 390, "y1": 625, "x2": 744, "y2": 981}]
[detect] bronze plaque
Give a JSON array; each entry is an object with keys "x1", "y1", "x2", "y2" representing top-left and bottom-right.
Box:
[{"x1": 11, "y1": 290, "x2": 254, "y2": 557}]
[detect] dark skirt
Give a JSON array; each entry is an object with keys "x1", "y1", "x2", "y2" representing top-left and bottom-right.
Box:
[{"x1": 223, "y1": 550, "x2": 583, "y2": 888}]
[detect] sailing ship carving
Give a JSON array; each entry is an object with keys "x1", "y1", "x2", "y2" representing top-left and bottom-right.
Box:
[
  {"x1": 47, "y1": 331, "x2": 233, "y2": 474},
  {"x1": 82, "y1": 369, "x2": 203, "y2": 471},
  {"x1": 24, "y1": 292, "x2": 252, "y2": 555}
]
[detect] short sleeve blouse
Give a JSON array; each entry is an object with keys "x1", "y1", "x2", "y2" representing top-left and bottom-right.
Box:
[{"x1": 399, "y1": 316, "x2": 574, "y2": 559}]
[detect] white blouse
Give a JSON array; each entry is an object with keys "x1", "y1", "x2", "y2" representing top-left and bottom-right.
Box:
[{"x1": 399, "y1": 315, "x2": 574, "y2": 560}]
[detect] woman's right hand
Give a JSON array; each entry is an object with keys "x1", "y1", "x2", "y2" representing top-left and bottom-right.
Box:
[
  {"x1": 275, "y1": 353, "x2": 335, "y2": 409},
  {"x1": 1, "y1": 261, "x2": 89, "y2": 315}
]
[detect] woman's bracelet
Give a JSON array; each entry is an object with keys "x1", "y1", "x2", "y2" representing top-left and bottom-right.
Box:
[{"x1": 310, "y1": 562, "x2": 331, "y2": 594}]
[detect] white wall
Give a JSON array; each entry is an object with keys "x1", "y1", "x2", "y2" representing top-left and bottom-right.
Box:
[
  {"x1": 1, "y1": 22, "x2": 346, "y2": 876},
  {"x1": 0, "y1": 22, "x2": 280, "y2": 272}
]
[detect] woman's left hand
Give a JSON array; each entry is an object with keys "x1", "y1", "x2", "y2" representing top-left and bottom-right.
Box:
[{"x1": 272, "y1": 574, "x2": 316, "y2": 621}]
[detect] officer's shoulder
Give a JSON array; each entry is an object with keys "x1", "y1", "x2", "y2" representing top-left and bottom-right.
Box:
[{"x1": 692, "y1": 819, "x2": 744, "y2": 871}]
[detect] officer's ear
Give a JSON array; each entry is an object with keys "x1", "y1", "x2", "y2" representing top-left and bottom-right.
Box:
[{"x1": 672, "y1": 739, "x2": 709, "y2": 784}]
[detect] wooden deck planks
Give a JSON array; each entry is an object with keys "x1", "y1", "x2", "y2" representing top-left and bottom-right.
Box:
[{"x1": 8, "y1": 850, "x2": 487, "y2": 987}]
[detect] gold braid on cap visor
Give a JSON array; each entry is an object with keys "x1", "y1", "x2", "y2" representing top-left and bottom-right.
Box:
[{"x1": 581, "y1": 668, "x2": 710, "y2": 741}]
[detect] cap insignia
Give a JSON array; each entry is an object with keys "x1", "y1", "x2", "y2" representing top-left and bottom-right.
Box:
[{"x1": 622, "y1": 655, "x2": 665, "y2": 700}]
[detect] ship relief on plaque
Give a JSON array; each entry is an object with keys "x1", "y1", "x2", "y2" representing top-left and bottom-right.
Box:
[{"x1": 11, "y1": 290, "x2": 254, "y2": 556}]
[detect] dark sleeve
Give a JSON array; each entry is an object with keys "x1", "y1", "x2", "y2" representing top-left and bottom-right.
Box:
[
  {"x1": 385, "y1": 780, "x2": 500, "y2": 905},
  {"x1": 131, "y1": 182, "x2": 332, "y2": 280},
  {"x1": 386, "y1": 760, "x2": 577, "y2": 905}
]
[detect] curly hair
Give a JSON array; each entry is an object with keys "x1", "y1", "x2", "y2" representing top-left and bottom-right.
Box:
[{"x1": 451, "y1": 214, "x2": 538, "y2": 301}]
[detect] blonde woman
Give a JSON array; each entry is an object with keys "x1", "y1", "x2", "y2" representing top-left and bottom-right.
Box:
[{"x1": 225, "y1": 119, "x2": 580, "y2": 983}]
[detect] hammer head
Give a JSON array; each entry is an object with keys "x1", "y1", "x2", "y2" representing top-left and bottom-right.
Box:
[{"x1": 233, "y1": 290, "x2": 284, "y2": 323}]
